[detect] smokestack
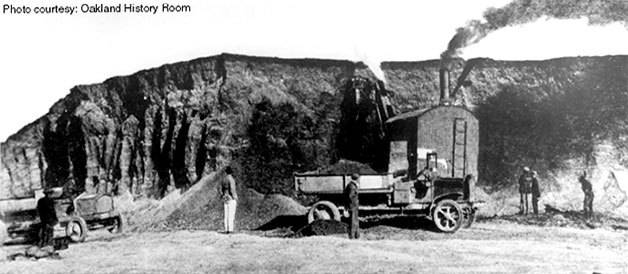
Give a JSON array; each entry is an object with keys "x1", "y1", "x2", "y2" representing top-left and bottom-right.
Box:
[{"x1": 439, "y1": 68, "x2": 450, "y2": 105}]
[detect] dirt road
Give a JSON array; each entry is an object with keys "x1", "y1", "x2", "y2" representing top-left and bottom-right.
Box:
[{"x1": 1, "y1": 220, "x2": 627, "y2": 273}]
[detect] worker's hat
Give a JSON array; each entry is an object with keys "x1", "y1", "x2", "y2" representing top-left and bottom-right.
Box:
[{"x1": 523, "y1": 166, "x2": 530, "y2": 172}]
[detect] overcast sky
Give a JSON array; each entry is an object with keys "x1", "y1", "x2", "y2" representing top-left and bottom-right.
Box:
[{"x1": 1, "y1": 0, "x2": 628, "y2": 141}]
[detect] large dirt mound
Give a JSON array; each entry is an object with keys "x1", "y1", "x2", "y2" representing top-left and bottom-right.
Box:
[{"x1": 121, "y1": 173, "x2": 306, "y2": 232}]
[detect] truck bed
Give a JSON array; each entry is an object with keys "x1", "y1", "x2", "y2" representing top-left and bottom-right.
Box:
[{"x1": 294, "y1": 173, "x2": 393, "y2": 194}]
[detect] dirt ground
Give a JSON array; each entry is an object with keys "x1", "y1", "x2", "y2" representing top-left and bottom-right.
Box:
[{"x1": 1, "y1": 218, "x2": 627, "y2": 274}]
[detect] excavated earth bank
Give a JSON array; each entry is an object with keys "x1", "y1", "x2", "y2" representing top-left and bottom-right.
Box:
[{"x1": 2, "y1": 54, "x2": 628, "y2": 227}]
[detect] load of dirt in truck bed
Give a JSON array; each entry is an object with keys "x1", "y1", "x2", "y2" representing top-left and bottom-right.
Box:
[
  {"x1": 122, "y1": 173, "x2": 307, "y2": 232},
  {"x1": 302, "y1": 159, "x2": 378, "y2": 175}
]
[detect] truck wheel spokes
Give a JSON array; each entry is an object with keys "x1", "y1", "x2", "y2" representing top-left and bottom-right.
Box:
[
  {"x1": 69, "y1": 222, "x2": 82, "y2": 241},
  {"x1": 65, "y1": 216, "x2": 87, "y2": 242},
  {"x1": 432, "y1": 199, "x2": 463, "y2": 233}
]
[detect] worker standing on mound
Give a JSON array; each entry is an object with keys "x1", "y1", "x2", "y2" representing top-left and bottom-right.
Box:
[
  {"x1": 344, "y1": 173, "x2": 360, "y2": 239},
  {"x1": 219, "y1": 166, "x2": 238, "y2": 233}
]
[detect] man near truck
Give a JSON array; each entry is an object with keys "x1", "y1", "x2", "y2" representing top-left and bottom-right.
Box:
[
  {"x1": 344, "y1": 173, "x2": 360, "y2": 239},
  {"x1": 36, "y1": 188, "x2": 58, "y2": 247}
]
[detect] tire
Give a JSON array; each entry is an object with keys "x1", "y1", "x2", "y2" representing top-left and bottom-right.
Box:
[
  {"x1": 108, "y1": 214, "x2": 124, "y2": 234},
  {"x1": 307, "y1": 201, "x2": 341, "y2": 224},
  {"x1": 461, "y1": 204, "x2": 475, "y2": 229},
  {"x1": 432, "y1": 199, "x2": 463, "y2": 233},
  {"x1": 65, "y1": 216, "x2": 88, "y2": 243}
]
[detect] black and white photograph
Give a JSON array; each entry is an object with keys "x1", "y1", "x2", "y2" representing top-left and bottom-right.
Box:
[{"x1": 1, "y1": 0, "x2": 628, "y2": 273}]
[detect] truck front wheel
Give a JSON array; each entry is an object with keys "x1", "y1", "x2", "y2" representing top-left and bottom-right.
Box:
[
  {"x1": 307, "y1": 201, "x2": 341, "y2": 224},
  {"x1": 432, "y1": 199, "x2": 463, "y2": 233},
  {"x1": 65, "y1": 216, "x2": 87, "y2": 242}
]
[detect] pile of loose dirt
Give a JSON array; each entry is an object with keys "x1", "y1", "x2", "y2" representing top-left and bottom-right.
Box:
[
  {"x1": 294, "y1": 220, "x2": 347, "y2": 238},
  {"x1": 121, "y1": 173, "x2": 307, "y2": 232},
  {"x1": 485, "y1": 205, "x2": 628, "y2": 230},
  {"x1": 163, "y1": 187, "x2": 307, "y2": 231}
]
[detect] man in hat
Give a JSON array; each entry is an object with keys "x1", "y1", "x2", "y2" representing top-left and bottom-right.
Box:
[
  {"x1": 218, "y1": 166, "x2": 238, "y2": 233},
  {"x1": 518, "y1": 166, "x2": 534, "y2": 215},
  {"x1": 36, "y1": 188, "x2": 58, "y2": 247},
  {"x1": 344, "y1": 173, "x2": 360, "y2": 239},
  {"x1": 579, "y1": 171, "x2": 594, "y2": 218}
]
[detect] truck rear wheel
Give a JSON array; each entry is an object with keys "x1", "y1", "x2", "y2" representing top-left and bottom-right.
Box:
[
  {"x1": 432, "y1": 199, "x2": 463, "y2": 233},
  {"x1": 307, "y1": 201, "x2": 340, "y2": 224}
]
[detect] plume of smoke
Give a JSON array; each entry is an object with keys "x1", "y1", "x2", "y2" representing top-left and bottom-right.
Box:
[
  {"x1": 442, "y1": 0, "x2": 628, "y2": 60},
  {"x1": 363, "y1": 58, "x2": 387, "y2": 84},
  {"x1": 354, "y1": 47, "x2": 387, "y2": 83}
]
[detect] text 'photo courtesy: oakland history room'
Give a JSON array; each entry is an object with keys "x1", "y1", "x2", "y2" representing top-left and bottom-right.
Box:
[{"x1": 1, "y1": 1, "x2": 628, "y2": 273}]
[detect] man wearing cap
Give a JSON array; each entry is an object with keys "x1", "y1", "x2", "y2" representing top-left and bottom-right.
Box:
[
  {"x1": 518, "y1": 166, "x2": 534, "y2": 215},
  {"x1": 344, "y1": 173, "x2": 360, "y2": 239},
  {"x1": 36, "y1": 188, "x2": 58, "y2": 247}
]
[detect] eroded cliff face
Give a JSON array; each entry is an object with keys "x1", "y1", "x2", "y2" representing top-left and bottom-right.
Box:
[
  {"x1": 0, "y1": 54, "x2": 374, "y2": 200},
  {"x1": 1, "y1": 53, "x2": 628, "y2": 216}
]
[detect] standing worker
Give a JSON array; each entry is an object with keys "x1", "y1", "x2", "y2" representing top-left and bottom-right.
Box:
[
  {"x1": 219, "y1": 166, "x2": 238, "y2": 233},
  {"x1": 36, "y1": 188, "x2": 58, "y2": 247},
  {"x1": 578, "y1": 171, "x2": 594, "y2": 218},
  {"x1": 531, "y1": 171, "x2": 541, "y2": 215},
  {"x1": 344, "y1": 173, "x2": 360, "y2": 239},
  {"x1": 518, "y1": 166, "x2": 534, "y2": 215}
]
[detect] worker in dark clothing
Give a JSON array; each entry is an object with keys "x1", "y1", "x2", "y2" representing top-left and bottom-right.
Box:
[
  {"x1": 579, "y1": 171, "x2": 594, "y2": 218},
  {"x1": 531, "y1": 171, "x2": 541, "y2": 215},
  {"x1": 37, "y1": 188, "x2": 58, "y2": 247},
  {"x1": 518, "y1": 166, "x2": 534, "y2": 215},
  {"x1": 344, "y1": 173, "x2": 360, "y2": 239}
]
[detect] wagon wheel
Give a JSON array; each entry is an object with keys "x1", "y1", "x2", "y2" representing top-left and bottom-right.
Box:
[
  {"x1": 65, "y1": 216, "x2": 87, "y2": 242},
  {"x1": 432, "y1": 199, "x2": 463, "y2": 233},
  {"x1": 108, "y1": 214, "x2": 124, "y2": 234},
  {"x1": 307, "y1": 201, "x2": 341, "y2": 224},
  {"x1": 461, "y1": 204, "x2": 475, "y2": 229}
]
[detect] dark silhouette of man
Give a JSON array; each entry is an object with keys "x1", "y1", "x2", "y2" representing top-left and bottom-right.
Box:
[
  {"x1": 36, "y1": 188, "x2": 58, "y2": 247},
  {"x1": 344, "y1": 173, "x2": 360, "y2": 239},
  {"x1": 579, "y1": 171, "x2": 594, "y2": 218}
]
